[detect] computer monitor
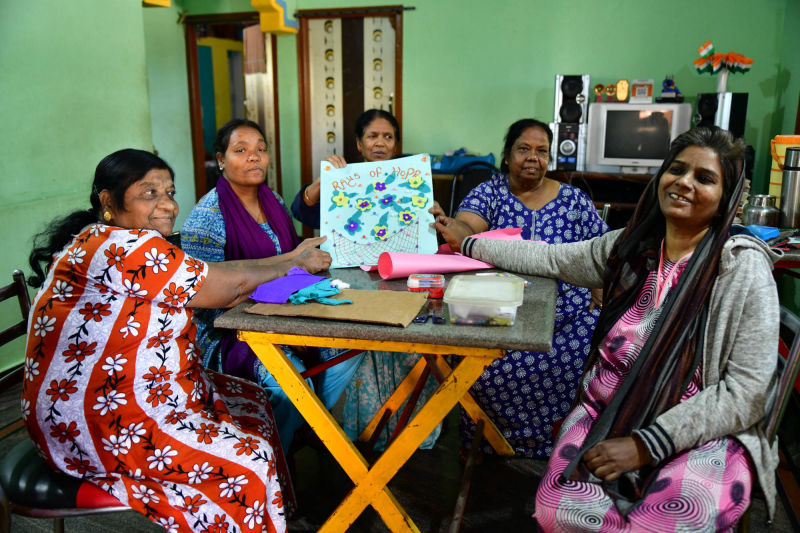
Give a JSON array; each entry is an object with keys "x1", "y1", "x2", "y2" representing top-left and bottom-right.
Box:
[{"x1": 585, "y1": 102, "x2": 693, "y2": 174}]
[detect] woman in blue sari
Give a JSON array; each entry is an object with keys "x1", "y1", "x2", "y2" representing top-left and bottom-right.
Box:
[{"x1": 431, "y1": 118, "x2": 608, "y2": 457}]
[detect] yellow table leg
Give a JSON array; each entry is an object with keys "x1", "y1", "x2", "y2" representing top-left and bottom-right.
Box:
[
  {"x1": 429, "y1": 355, "x2": 514, "y2": 456},
  {"x1": 322, "y1": 355, "x2": 496, "y2": 530},
  {"x1": 244, "y1": 336, "x2": 420, "y2": 533},
  {"x1": 358, "y1": 355, "x2": 428, "y2": 443}
]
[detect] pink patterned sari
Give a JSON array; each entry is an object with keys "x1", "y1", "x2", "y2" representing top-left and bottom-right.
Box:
[{"x1": 534, "y1": 258, "x2": 754, "y2": 532}]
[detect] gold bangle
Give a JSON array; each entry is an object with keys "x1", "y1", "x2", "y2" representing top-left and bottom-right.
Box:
[{"x1": 304, "y1": 186, "x2": 312, "y2": 205}]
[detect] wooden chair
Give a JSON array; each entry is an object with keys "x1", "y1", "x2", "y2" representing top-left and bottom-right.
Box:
[{"x1": 0, "y1": 270, "x2": 130, "y2": 533}]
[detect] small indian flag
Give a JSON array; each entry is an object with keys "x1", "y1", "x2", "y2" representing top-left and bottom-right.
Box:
[
  {"x1": 697, "y1": 40, "x2": 714, "y2": 58},
  {"x1": 710, "y1": 54, "x2": 723, "y2": 72}
]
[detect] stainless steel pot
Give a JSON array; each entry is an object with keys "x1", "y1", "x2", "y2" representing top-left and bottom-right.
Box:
[{"x1": 742, "y1": 194, "x2": 781, "y2": 226}]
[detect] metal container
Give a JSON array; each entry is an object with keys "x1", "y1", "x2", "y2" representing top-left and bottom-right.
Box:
[
  {"x1": 779, "y1": 147, "x2": 800, "y2": 228},
  {"x1": 742, "y1": 194, "x2": 781, "y2": 227}
]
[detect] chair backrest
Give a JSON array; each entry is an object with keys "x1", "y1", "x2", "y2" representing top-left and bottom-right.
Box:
[
  {"x1": 598, "y1": 203, "x2": 611, "y2": 223},
  {"x1": 0, "y1": 269, "x2": 31, "y2": 348},
  {"x1": 448, "y1": 161, "x2": 499, "y2": 217},
  {"x1": 765, "y1": 305, "x2": 800, "y2": 442}
]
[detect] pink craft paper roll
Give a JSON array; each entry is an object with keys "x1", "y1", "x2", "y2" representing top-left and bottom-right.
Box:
[
  {"x1": 377, "y1": 252, "x2": 494, "y2": 280},
  {"x1": 376, "y1": 227, "x2": 525, "y2": 279}
]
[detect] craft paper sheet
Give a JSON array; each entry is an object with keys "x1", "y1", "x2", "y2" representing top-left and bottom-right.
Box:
[{"x1": 320, "y1": 154, "x2": 438, "y2": 267}]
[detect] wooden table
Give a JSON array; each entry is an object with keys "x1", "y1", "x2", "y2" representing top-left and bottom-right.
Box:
[{"x1": 216, "y1": 268, "x2": 557, "y2": 532}]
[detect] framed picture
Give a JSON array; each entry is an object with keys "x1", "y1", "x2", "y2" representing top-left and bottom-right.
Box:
[{"x1": 629, "y1": 79, "x2": 654, "y2": 103}]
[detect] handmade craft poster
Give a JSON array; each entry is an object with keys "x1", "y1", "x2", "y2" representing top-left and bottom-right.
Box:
[{"x1": 319, "y1": 154, "x2": 438, "y2": 268}]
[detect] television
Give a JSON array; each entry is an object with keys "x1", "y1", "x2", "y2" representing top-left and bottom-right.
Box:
[{"x1": 585, "y1": 102, "x2": 692, "y2": 174}]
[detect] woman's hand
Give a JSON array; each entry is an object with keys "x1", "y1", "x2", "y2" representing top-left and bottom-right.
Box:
[
  {"x1": 589, "y1": 288, "x2": 604, "y2": 312},
  {"x1": 325, "y1": 154, "x2": 347, "y2": 168},
  {"x1": 304, "y1": 155, "x2": 349, "y2": 206},
  {"x1": 292, "y1": 236, "x2": 331, "y2": 273},
  {"x1": 429, "y1": 203, "x2": 487, "y2": 253},
  {"x1": 303, "y1": 179, "x2": 322, "y2": 206},
  {"x1": 582, "y1": 436, "x2": 652, "y2": 482},
  {"x1": 429, "y1": 200, "x2": 446, "y2": 219}
]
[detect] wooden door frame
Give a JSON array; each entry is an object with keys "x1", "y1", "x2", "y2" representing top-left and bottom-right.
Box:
[
  {"x1": 183, "y1": 13, "x2": 283, "y2": 201},
  {"x1": 295, "y1": 6, "x2": 405, "y2": 222}
]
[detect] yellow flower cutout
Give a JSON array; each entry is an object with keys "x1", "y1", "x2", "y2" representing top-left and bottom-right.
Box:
[
  {"x1": 372, "y1": 225, "x2": 389, "y2": 240},
  {"x1": 411, "y1": 195, "x2": 428, "y2": 208},
  {"x1": 355, "y1": 198, "x2": 373, "y2": 212},
  {"x1": 332, "y1": 191, "x2": 350, "y2": 207},
  {"x1": 398, "y1": 210, "x2": 416, "y2": 225},
  {"x1": 407, "y1": 175, "x2": 424, "y2": 188}
]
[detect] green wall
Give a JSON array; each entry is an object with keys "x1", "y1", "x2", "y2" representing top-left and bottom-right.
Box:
[
  {"x1": 142, "y1": 3, "x2": 196, "y2": 231},
  {"x1": 2, "y1": 0, "x2": 798, "y2": 372},
  {"x1": 278, "y1": 0, "x2": 794, "y2": 196},
  {"x1": 0, "y1": 1, "x2": 154, "y2": 373},
  {"x1": 176, "y1": 0, "x2": 799, "y2": 215}
]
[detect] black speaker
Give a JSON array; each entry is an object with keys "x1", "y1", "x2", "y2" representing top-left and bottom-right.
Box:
[
  {"x1": 554, "y1": 75, "x2": 590, "y2": 124},
  {"x1": 550, "y1": 122, "x2": 586, "y2": 171},
  {"x1": 696, "y1": 92, "x2": 748, "y2": 139}
]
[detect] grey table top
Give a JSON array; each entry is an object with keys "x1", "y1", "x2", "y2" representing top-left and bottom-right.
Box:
[{"x1": 215, "y1": 268, "x2": 557, "y2": 353}]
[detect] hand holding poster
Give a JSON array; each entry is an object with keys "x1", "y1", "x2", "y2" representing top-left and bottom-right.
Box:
[{"x1": 319, "y1": 154, "x2": 438, "y2": 268}]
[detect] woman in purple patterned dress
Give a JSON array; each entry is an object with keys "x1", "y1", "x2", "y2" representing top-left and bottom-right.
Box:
[
  {"x1": 431, "y1": 118, "x2": 608, "y2": 457},
  {"x1": 439, "y1": 127, "x2": 779, "y2": 531}
]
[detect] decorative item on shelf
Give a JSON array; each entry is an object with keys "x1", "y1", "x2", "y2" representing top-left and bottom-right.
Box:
[
  {"x1": 593, "y1": 83, "x2": 605, "y2": 103},
  {"x1": 655, "y1": 75, "x2": 684, "y2": 103},
  {"x1": 692, "y1": 40, "x2": 753, "y2": 93},
  {"x1": 604, "y1": 83, "x2": 616, "y2": 102},
  {"x1": 629, "y1": 79, "x2": 654, "y2": 103},
  {"x1": 615, "y1": 79, "x2": 629, "y2": 102}
]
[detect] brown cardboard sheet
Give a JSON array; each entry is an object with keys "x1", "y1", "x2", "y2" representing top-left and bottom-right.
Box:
[{"x1": 244, "y1": 289, "x2": 428, "y2": 327}]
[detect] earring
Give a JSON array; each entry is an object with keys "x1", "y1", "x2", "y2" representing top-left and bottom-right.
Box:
[
  {"x1": 219, "y1": 163, "x2": 224, "y2": 170},
  {"x1": 103, "y1": 211, "x2": 112, "y2": 222}
]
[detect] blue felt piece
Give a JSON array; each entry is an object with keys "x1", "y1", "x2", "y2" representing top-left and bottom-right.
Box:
[{"x1": 288, "y1": 279, "x2": 352, "y2": 305}]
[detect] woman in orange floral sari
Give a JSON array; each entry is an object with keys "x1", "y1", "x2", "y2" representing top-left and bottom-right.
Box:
[{"x1": 24, "y1": 149, "x2": 329, "y2": 532}]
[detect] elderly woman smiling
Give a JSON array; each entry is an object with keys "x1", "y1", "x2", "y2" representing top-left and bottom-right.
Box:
[{"x1": 23, "y1": 148, "x2": 329, "y2": 531}]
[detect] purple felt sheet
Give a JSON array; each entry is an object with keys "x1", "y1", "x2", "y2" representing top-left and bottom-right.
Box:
[{"x1": 249, "y1": 266, "x2": 326, "y2": 304}]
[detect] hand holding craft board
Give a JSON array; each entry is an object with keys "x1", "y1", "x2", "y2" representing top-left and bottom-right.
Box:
[{"x1": 319, "y1": 154, "x2": 438, "y2": 268}]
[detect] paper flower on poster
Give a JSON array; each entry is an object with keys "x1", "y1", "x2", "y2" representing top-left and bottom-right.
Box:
[
  {"x1": 319, "y1": 154, "x2": 438, "y2": 268},
  {"x1": 693, "y1": 40, "x2": 753, "y2": 92}
]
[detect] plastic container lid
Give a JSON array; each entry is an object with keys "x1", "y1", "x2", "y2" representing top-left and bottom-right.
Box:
[
  {"x1": 407, "y1": 274, "x2": 445, "y2": 289},
  {"x1": 443, "y1": 274, "x2": 524, "y2": 307}
]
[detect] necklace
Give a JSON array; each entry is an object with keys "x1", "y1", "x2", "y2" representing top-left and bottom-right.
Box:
[{"x1": 244, "y1": 204, "x2": 265, "y2": 224}]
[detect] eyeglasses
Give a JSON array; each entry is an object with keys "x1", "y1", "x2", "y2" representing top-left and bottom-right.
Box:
[
  {"x1": 413, "y1": 300, "x2": 446, "y2": 324},
  {"x1": 514, "y1": 146, "x2": 550, "y2": 161},
  {"x1": 413, "y1": 313, "x2": 446, "y2": 325}
]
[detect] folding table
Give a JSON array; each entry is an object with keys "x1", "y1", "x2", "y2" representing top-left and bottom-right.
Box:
[{"x1": 215, "y1": 268, "x2": 557, "y2": 532}]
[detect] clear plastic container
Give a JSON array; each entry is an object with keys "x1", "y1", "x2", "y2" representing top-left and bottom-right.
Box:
[{"x1": 443, "y1": 274, "x2": 524, "y2": 326}]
